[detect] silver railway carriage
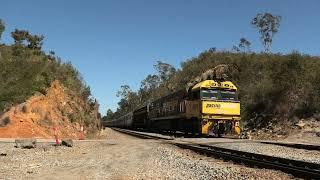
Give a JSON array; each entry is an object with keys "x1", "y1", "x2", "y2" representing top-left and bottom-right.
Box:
[{"x1": 104, "y1": 112, "x2": 133, "y2": 128}]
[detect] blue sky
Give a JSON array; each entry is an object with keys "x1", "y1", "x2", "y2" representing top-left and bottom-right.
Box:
[{"x1": 1, "y1": 1, "x2": 320, "y2": 115}]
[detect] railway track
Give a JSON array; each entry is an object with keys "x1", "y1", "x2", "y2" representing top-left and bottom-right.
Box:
[
  {"x1": 259, "y1": 141, "x2": 320, "y2": 151},
  {"x1": 112, "y1": 128, "x2": 320, "y2": 179},
  {"x1": 176, "y1": 143, "x2": 320, "y2": 179},
  {"x1": 112, "y1": 128, "x2": 174, "y2": 140}
]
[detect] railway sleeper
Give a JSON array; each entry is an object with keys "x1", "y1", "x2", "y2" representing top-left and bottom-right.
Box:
[{"x1": 175, "y1": 143, "x2": 320, "y2": 179}]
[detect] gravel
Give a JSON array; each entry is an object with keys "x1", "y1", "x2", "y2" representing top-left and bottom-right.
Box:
[
  {"x1": 207, "y1": 142, "x2": 320, "y2": 164},
  {"x1": 142, "y1": 144, "x2": 292, "y2": 180},
  {"x1": 0, "y1": 128, "x2": 292, "y2": 179}
]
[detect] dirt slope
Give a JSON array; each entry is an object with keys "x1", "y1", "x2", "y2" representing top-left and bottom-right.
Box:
[
  {"x1": 0, "y1": 81, "x2": 97, "y2": 139},
  {"x1": 245, "y1": 117, "x2": 320, "y2": 144}
]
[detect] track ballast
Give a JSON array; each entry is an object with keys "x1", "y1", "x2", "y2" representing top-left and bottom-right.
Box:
[{"x1": 112, "y1": 127, "x2": 320, "y2": 179}]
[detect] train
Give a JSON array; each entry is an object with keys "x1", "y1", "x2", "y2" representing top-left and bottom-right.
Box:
[{"x1": 104, "y1": 80, "x2": 241, "y2": 136}]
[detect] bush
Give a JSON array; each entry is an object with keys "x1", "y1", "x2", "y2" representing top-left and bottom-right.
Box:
[
  {"x1": 113, "y1": 50, "x2": 320, "y2": 129},
  {"x1": 179, "y1": 51, "x2": 320, "y2": 127},
  {"x1": 0, "y1": 45, "x2": 93, "y2": 113}
]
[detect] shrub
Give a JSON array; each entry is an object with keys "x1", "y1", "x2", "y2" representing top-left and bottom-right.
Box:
[{"x1": 112, "y1": 50, "x2": 320, "y2": 129}]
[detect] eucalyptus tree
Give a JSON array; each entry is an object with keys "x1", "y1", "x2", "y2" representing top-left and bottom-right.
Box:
[
  {"x1": 0, "y1": 19, "x2": 5, "y2": 41},
  {"x1": 239, "y1": 38, "x2": 251, "y2": 52},
  {"x1": 251, "y1": 12, "x2": 281, "y2": 52}
]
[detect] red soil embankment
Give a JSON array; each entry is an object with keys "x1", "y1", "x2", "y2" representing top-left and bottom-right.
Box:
[{"x1": 0, "y1": 81, "x2": 82, "y2": 139}]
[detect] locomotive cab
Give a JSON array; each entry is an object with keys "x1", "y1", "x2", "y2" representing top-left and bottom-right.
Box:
[{"x1": 186, "y1": 80, "x2": 241, "y2": 136}]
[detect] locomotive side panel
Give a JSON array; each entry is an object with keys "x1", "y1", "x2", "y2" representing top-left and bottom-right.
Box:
[{"x1": 148, "y1": 89, "x2": 190, "y2": 132}]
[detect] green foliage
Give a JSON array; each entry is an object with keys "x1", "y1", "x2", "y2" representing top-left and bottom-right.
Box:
[
  {"x1": 102, "y1": 109, "x2": 114, "y2": 122},
  {"x1": 238, "y1": 38, "x2": 251, "y2": 52},
  {"x1": 140, "y1": 74, "x2": 160, "y2": 101},
  {"x1": 0, "y1": 28, "x2": 98, "y2": 126},
  {"x1": 112, "y1": 49, "x2": 320, "y2": 129},
  {"x1": 11, "y1": 29, "x2": 44, "y2": 50},
  {"x1": 107, "y1": 60, "x2": 177, "y2": 119},
  {"x1": 0, "y1": 45, "x2": 94, "y2": 112},
  {"x1": 68, "y1": 113, "x2": 78, "y2": 123},
  {"x1": 83, "y1": 113, "x2": 95, "y2": 126},
  {"x1": 153, "y1": 61, "x2": 176, "y2": 83},
  {"x1": 0, "y1": 19, "x2": 5, "y2": 41},
  {"x1": 115, "y1": 85, "x2": 140, "y2": 116},
  {"x1": 27, "y1": 34, "x2": 44, "y2": 50},
  {"x1": 251, "y1": 12, "x2": 281, "y2": 52},
  {"x1": 233, "y1": 38, "x2": 251, "y2": 52},
  {"x1": 11, "y1": 29, "x2": 30, "y2": 45}
]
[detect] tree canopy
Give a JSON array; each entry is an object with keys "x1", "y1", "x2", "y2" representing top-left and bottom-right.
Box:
[
  {"x1": 0, "y1": 18, "x2": 100, "y2": 129},
  {"x1": 0, "y1": 19, "x2": 5, "y2": 41},
  {"x1": 108, "y1": 49, "x2": 320, "y2": 129},
  {"x1": 251, "y1": 12, "x2": 281, "y2": 52},
  {"x1": 11, "y1": 29, "x2": 44, "y2": 50}
]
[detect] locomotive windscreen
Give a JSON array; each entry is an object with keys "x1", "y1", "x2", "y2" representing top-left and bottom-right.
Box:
[{"x1": 201, "y1": 89, "x2": 237, "y2": 101}]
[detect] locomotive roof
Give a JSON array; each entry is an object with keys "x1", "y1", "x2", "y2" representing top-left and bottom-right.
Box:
[
  {"x1": 151, "y1": 89, "x2": 187, "y2": 103},
  {"x1": 191, "y1": 80, "x2": 237, "y2": 91}
]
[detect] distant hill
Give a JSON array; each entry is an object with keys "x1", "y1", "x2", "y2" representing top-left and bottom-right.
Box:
[
  {"x1": 172, "y1": 50, "x2": 320, "y2": 128},
  {"x1": 110, "y1": 49, "x2": 320, "y2": 139}
]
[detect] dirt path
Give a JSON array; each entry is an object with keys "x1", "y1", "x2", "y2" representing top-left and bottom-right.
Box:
[{"x1": 0, "y1": 128, "x2": 292, "y2": 179}]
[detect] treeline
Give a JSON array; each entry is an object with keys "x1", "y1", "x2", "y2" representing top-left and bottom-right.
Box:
[
  {"x1": 105, "y1": 12, "x2": 320, "y2": 129},
  {"x1": 103, "y1": 61, "x2": 176, "y2": 121},
  {"x1": 0, "y1": 19, "x2": 99, "y2": 126},
  {"x1": 106, "y1": 50, "x2": 320, "y2": 128},
  {"x1": 177, "y1": 51, "x2": 320, "y2": 128}
]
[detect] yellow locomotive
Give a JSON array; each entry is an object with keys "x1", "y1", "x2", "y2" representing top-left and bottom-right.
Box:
[
  {"x1": 186, "y1": 80, "x2": 240, "y2": 135},
  {"x1": 148, "y1": 79, "x2": 240, "y2": 136},
  {"x1": 107, "y1": 80, "x2": 240, "y2": 137}
]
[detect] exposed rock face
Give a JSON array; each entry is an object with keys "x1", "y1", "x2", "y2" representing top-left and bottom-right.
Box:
[
  {"x1": 0, "y1": 80, "x2": 100, "y2": 139},
  {"x1": 15, "y1": 139, "x2": 37, "y2": 149}
]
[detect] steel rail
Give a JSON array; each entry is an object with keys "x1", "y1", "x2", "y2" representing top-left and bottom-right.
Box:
[
  {"x1": 259, "y1": 141, "x2": 320, "y2": 151},
  {"x1": 176, "y1": 143, "x2": 320, "y2": 179},
  {"x1": 112, "y1": 128, "x2": 174, "y2": 140},
  {"x1": 113, "y1": 127, "x2": 320, "y2": 179}
]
